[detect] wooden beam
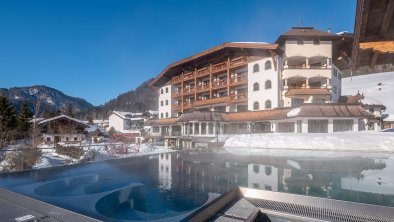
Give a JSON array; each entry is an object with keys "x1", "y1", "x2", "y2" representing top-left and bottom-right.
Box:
[
  {"x1": 380, "y1": 0, "x2": 394, "y2": 38},
  {"x1": 370, "y1": 52, "x2": 379, "y2": 67},
  {"x1": 359, "y1": 41, "x2": 394, "y2": 52}
]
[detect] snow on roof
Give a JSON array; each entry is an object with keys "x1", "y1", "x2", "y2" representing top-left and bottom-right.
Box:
[
  {"x1": 86, "y1": 125, "x2": 105, "y2": 133},
  {"x1": 361, "y1": 96, "x2": 384, "y2": 106},
  {"x1": 148, "y1": 110, "x2": 159, "y2": 115},
  {"x1": 287, "y1": 108, "x2": 301, "y2": 118},
  {"x1": 37, "y1": 115, "x2": 89, "y2": 127}
]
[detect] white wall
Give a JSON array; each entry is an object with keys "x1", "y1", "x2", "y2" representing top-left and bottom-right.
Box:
[
  {"x1": 284, "y1": 40, "x2": 332, "y2": 58},
  {"x1": 109, "y1": 113, "x2": 125, "y2": 132},
  {"x1": 158, "y1": 84, "x2": 172, "y2": 119},
  {"x1": 248, "y1": 58, "x2": 279, "y2": 111},
  {"x1": 331, "y1": 65, "x2": 342, "y2": 103}
]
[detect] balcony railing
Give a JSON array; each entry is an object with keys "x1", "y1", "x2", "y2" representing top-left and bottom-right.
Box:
[
  {"x1": 183, "y1": 86, "x2": 195, "y2": 95},
  {"x1": 193, "y1": 96, "x2": 230, "y2": 106},
  {"x1": 230, "y1": 75, "x2": 248, "y2": 86},
  {"x1": 212, "y1": 62, "x2": 227, "y2": 73},
  {"x1": 230, "y1": 56, "x2": 248, "y2": 67},
  {"x1": 183, "y1": 72, "x2": 194, "y2": 80},
  {"x1": 172, "y1": 104, "x2": 182, "y2": 110},
  {"x1": 284, "y1": 64, "x2": 332, "y2": 69},
  {"x1": 172, "y1": 90, "x2": 182, "y2": 97},
  {"x1": 212, "y1": 80, "x2": 227, "y2": 88},
  {"x1": 230, "y1": 93, "x2": 248, "y2": 102},
  {"x1": 197, "y1": 67, "x2": 210, "y2": 77},
  {"x1": 196, "y1": 84, "x2": 210, "y2": 92}
]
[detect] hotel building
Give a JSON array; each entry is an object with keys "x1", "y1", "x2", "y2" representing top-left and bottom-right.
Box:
[{"x1": 146, "y1": 27, "x2": 373, "y2": 148}]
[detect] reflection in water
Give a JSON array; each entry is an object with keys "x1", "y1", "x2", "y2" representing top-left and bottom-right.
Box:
[{"x1": 0, "y1": 151, "x2": 393, "y2": 221}]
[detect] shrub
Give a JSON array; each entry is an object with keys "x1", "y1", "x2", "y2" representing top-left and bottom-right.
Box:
[{"x1": 55, "y1": 145, "x2": 85, "y2": 160}]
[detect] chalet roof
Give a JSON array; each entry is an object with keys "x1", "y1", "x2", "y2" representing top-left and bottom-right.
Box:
[
  {"x1": 151, "y1": 42, "x2": 279, "y2": 87},
  {"x1": 144, "y1": 118, "x2": 178, "y2": 126},
  {"x1": 285, "y1": 88, "x2": 331, "y2": 97},
  {"x1": 37, "y1": 115, "x2": 89, "y2": 128},
  {"x1": 339, "y1": 94, "x2": 364, "y2": 104},
  {"x1": 223, "y1": 108, "x2": 291, "y2": 122},
  {"x1": 112, "y1": 111, "x2": 144, "y2": 120},
  {"x1": 293, "y1": 104, "x2": 374, "y2": 118},
  {"x1": 275, "y1": 27, "x2": 340, "y2": 44},
  {"x1": 351, "y1": 0, "x2": 394, "y2": 71}
]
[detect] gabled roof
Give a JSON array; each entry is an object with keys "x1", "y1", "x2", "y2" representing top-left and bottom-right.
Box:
[
  {"x1": 151, "y1": 42, "x2": 279, "y2": 87},
  {"x1": 275, "y1": 27, "x2": 340, "y2": 44},
  {"x1": 37, "y1": 115, "x2": 89, "y2": 128},
  {"x1": 112, "y1": 111, "x2": 144, "y2": 120}
]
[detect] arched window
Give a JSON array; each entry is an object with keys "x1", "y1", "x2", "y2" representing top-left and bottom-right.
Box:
[
  {"x1": 265, "y1": 100, "x2": 272, "y2": 109},
  {"x1": 165, "y1": 100, "x2": 168, "y2": 105},
  {"x1": 253, "y1": 82, "x2": 260, "y2": 91},
  {"x1": 160, "y1": 101, "x2": 163, "y2": 106},
  {"x1": 160, "y1": 89, "x2": 163, "y2": 94},
  {"x1": 265, "y1": 166, "x2": 272, "y2": 176},
  {"x1": 265, "y1": 61, "x2": 272, "y2": 70},
  {"x1": 265, "y1": 80, "x2": 272, "y2": 89},
  {"x1": 253, "y1": 64, "x2": 260, "y2": 73},
  {"x1": 165, "y1": 87, "x2": 169, "y2": 93},
  {"x1": 253, "y1": 102, "x2": 260, "y2": 110}
]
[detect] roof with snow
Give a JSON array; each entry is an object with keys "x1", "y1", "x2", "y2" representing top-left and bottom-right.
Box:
[
  {"x1": 37, "y1": 115, "x2": 89, "y2": 128},
  {"x1": 111, "y1": 111, "x2": 145, "y2": 120}
]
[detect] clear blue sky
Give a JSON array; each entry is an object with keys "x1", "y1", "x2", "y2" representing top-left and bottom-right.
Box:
[{"x1": 0, "y1": 0, "x2": 356, "y2": 106}]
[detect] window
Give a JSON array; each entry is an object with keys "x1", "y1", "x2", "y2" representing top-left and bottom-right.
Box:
[
  {"x1": 333, "y1": 69, "x2": 338, "y2": 77},
  {"x1": 278, "y1": 122, "x2": 295, "y2": 132},
  {"x1": 47, "y1": 137, "x2": 51, "y2": 142},
  {"x1": 297, "y1": 39, "x2": 304, "y2": 45},
  {"x1": 253, "y1": 165, "x2": 260, "y2": 173},
  {"x1": 165, "y1": 87, "x2": 168, "y2": 93},
  {"x1": 253, "y1": 102, "x2": 260, "y2": 110},
  {"x1": 201, "y1": 123, "x2": 206, "y2": 135},
  {"x1": 265, "y1": 61, "x2": 272, "y2": 70},
  {"x1": 253, "y1": 64, "x2": 260, "y2": 73},
  {"x1": 291, "y1": 98, "x2": 304, "y2": 107},
  {"x1": 264, "y1": 185, "x2": 272, "y2": 191},
  {"x1": 160, "y1": 89, "x2": 163, "y2": 94},
  {"x1": 265, "y1": 166, "x2": 272, "y2": 176},
  {"x1": 160, "y1": 101, "x2": 163, "y2": 106},
  {"x1": 369, "y1": 107, "x2": 374, "y2": 113},
  {"x1": 333, "y1": 119, "x2": 354, "y2": 132},
  {"x1": 308, "y1": 120, "x2": 328, "y2": 133},
  {"x1": 265, "y1": 100, "x2": 272, "y2": 109},
  {"x1": 313, "y1": 39, "x2": 320, "y2": 45},
  {"x1": 265, "y1": 80, "x2": 272, "y2": 89},
  {"x1": 165, "y1": 112, "x2": 168, "y2": 118},
  {"x1": 74, "y1": 137, "x2": 77, "y2": 141},
  {"x1": 165, "y1": 100, "x2": 168, "y2": 106},
  {"x1": 160, "y1": 113, "x2": 163, "y2": 118},
  {"x1": 253, "y1": 82, "x2": 260, "y2": 91}
]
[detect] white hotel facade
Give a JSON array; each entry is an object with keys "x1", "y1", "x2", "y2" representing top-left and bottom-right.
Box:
[{"x1": 146, "y1": 27, "x2": 373, "y2": 148}]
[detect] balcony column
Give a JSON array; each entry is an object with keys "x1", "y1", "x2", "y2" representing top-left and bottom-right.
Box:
[
  {"x1": 327, "y1": 58, "x2": 331, "y2": 65},
  {"x1": 169, "y1": 125, "x2": 173, "y2": 137},
  {"x1": 305, "y1": 79, "x2": 309, "y2": 88},
  {"x1": 192, "y1": 122, "x2": 195, "y2": 136},
  {"x1": 305, "y1": 58, "x2": 309, "y2": 68},
  {"x1": 206, "y1": 122, "x2": 209, "y2": 135},
  {"x1": 199, "y1": 122, "x2": 202, "y2": 135},
  {"x1": 326, "y1": 78, "x2": 330, "y2": 87}
]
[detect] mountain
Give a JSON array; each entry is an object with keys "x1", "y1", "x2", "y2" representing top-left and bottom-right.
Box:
[
  {"x1": 77, "y1": 79, "x2": 158, "y2": 120},
  {"x1": 0, "y1": 85, "x2": 93, "y2": 115}
]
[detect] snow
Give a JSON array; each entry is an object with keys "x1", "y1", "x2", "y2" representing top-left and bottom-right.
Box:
[
  {"x1": 342, "y1": 71, "x2": 394, "y2": 118},
  {"x1": 287, "y1": 108, "x2": 301, "y2": 118},
  {"x1": 224, "y1": 131, "x2": 394, "y2": 153},
  {"x1": 37, "y1": 115, "x2": 88, "y2": 127},
  {"x1": 286, "y1": 160, "x2": 301, "y2": 169}
]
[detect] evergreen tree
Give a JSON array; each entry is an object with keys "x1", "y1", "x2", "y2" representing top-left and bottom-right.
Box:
[
  {"x1": 17, "y1": 103, "x2": 32, "y2": 135},
  {"x1": 0, "y1": 96, "x2": 16, "y2": 130}
]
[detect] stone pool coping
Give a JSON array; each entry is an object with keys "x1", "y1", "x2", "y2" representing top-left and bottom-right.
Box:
[{"x1": 0, "y1": 188, "x2": 100, "y2": 222}]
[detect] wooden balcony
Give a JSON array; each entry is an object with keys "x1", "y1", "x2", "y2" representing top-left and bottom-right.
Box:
[
  {"x1": 212, "y1": 80, "x2": 227, "y2": 89},
  {"x1": 172, "y1": 104, "x2": 182, "y2": 110},
  {"x1": 172, "y1": 76, "x2": 182, "y2": 84},
  {"x1": 230, "y1": 75, "x2": 248, "y2": 86},
  {"x1": 183, "y1": 72, "x2": 195, "y2": 81},
  {"x1": 193, "y1": 96, "x2": 230, "y2": 106},
  {"x1": 230, "y1": 56, "x2": 248, "y2": 68},
  {"x1": 212, "y1": 61, "x2": 227, "y2": 73},
  {"x1": 183, "y1": 87, "x2": 195, "y2": 95},
  {"x1": 196, "y1": 84, "x2": 210, "y2": 92},
  {"x1": 172, "y1": 90, "x2": 182, "y2": 98},
  {"x1": 230, "y1": 94, "x2": 248, "y2": 103},
  {"x1": 183, "y1": 102, "x2": 193, "y2": 109},
  {"x1": 197, "y1": 67, "x2": 210, "y2": 77}
]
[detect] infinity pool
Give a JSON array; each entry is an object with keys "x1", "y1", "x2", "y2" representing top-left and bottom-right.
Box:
[{"x1": 1, "y1": 151, "x2": 394, "y2": 221}]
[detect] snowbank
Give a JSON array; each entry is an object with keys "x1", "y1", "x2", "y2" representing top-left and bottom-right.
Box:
[
  {"x1": 343, "y1": 71, "x2": 394, "y2": 118},
  {"x1": 224, "y1": 131, "x2": 394, "y2": 152}
]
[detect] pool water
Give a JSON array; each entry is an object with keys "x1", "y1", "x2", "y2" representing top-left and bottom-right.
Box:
[{"x1": 1, "y1": 151, "x2": 394, "y2": 221}]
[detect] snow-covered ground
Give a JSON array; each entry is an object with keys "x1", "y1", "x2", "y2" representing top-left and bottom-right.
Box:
[
  {"x1": 224, "y1": 131, "x2": 394, "y2": 156},
  {"x1": 342, "y1": 71, "x2": 394, "y2": 118}
]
